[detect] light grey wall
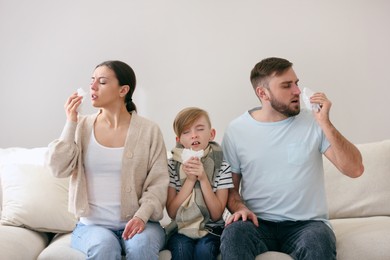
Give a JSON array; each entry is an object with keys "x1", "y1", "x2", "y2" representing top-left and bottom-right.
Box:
[{"x1": 1, "y1": 0, "x2": 389, "y2": 149}]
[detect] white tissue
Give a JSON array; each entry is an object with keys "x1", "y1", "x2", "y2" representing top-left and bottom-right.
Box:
[
  {"x1": 76, "y1": 88, "x2": 87, "y2": 112},
  {"x1": 77, "y1": 88, "x2": 87, "y2": 97},
  {"x1": 302, "y1": 87, "x2": 320, "y2": 112},
  {"x1": 181, "y1": 148, "x2": 204, "y2": 163}
]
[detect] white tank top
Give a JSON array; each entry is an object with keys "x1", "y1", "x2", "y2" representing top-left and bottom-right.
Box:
[{"x1": 80, "y1": 129, "x2": 128, "y2": 230}]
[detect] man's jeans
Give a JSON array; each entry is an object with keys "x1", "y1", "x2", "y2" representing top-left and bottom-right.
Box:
[
  {"x1": 71, "y1": 221, "x2": 165, "y2": 260},
  {"x1": 220, "y1": 219, "x2": 336, "y2": 260}
]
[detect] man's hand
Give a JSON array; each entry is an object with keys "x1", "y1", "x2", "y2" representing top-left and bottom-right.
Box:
[{"x1": 225, "y1": 207, "x2": 259, "y2": 227}]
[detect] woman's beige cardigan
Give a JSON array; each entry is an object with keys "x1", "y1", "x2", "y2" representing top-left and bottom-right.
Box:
[{"x1": 46, "y1": 112, "x2": 169, "y2": 224}]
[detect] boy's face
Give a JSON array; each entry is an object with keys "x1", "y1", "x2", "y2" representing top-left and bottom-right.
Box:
[{"x1": 176, "y1": 115, "x2": 215, "y2": 151}]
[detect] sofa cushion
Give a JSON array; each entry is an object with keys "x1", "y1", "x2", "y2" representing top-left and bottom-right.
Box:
[
  {"x1": 0, "y1": 147, "x2": 48, "y2": 215},
  {"x1": 0, "y1": 224, "x2": 49, "y2": 260},
  {"x1": 0, "y1": 163, "x2": 77, "y2": 233},
  {"x1": 324, "y1": 139, "x2": 390, "y2": 219},
  {"x1": 330, "y1": 216, "x2": 390, "y2": 260},
  {"x1": 38, "y1": 233, "x2": 85, "y2": 260}
]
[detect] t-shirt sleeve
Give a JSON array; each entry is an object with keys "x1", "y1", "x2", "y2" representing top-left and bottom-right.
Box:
[
  {"x1": 221, "y1": 129, "x2": 241, "y2": 174},
  {"x1": 213, "y1": 160, "x2": 234, "y2": 191}
]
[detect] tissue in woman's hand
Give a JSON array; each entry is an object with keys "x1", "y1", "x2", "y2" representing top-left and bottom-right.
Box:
[
  {"x1": 181, "y1": 149, "x2": 204, "y2": 163},
  {"x1": 76, "y1": 88, "x2": 87, "y2": 112},
  {"x1": 302, "y1": 87, "x2": 320, "y2": 112},
  {"x1": 77, "y1": 88, "x2": 87, "y2": 97}
]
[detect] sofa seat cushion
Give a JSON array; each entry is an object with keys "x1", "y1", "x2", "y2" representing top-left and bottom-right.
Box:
[
  {"x1": 0, "y1": 224, "x2": 49, "y2": 260},
  {"x1": 330, "y1": 216, "x2": 390, "y2": 260},
  {"x1": 38, "y1": 233, "x2": 85, "y2": 260}
]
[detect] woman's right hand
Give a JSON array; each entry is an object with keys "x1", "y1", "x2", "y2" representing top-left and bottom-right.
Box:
[{"x1": 64, "y1": 92, "x2": 83, "y2": 122}]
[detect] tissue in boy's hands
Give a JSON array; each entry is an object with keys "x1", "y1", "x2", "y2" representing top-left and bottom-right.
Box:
[
  {"x1": 181, "y1": 148, "x2": 204, "y2": 163},
  {"x1": 302, "y1": 87, "x2": 320, "y2": 112},
  {"x1": 76, "y1": 88, "x2": 87, "y2": 112}
]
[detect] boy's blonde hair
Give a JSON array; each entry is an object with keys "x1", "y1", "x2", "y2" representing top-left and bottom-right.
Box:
[{"x1": 173, "y1": 107, "x2": 212, "y2": 137}]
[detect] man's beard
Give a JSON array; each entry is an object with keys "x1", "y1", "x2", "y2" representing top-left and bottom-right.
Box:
[{"x1": 269, "y1": 93, "x2": 300, "y2": 117}]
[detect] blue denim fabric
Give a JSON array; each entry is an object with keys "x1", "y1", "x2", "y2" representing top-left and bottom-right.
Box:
[
  {"x1": 220, "y1": 219, "x2": 336, "y2": 260},
  {"x1": 167, "y1": 232, "x2": 221, "y2": 260},
  {"x1": 71, "y1": 221, "x2": 165, "y2": 260}
]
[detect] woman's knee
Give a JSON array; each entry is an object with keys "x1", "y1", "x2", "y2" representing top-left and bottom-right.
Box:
[
  {"x1": 71, "y1": 224, "x2": 122, "y2": 259},
  {"x1": 123, "y1": 222, "x2": 165, "y2": 259}
]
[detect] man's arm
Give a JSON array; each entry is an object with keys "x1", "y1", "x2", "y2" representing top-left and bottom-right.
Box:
[
  {"x1": 322, "y1": 122, "x2": 364, "y2": 178},
  {"x1": 311, "y1": 93, "x2": 364, "y2": 178},
  {"x1": 225, "y1": 173, "x2": 259, "y2": 226}
]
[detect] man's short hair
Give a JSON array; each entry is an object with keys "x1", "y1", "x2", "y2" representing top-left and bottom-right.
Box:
[{"x1": 250, "y1": 57, "x2": 293, "y2": 89}]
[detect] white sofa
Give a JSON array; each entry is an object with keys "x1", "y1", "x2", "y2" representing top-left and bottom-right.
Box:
[{"x1": 1, "y1": 139, "x2": 390, "y2": 260}]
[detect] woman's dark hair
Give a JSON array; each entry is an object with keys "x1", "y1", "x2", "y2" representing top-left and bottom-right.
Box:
[{"x1": 96, "y1": 60, "x2": 137, "y2": 112}]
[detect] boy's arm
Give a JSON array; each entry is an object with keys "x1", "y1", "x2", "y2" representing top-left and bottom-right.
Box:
[
  {"x1": 199, "y1": 176, "x2": 227, "y2": 221},
  {"x1": 225, "y1": 173, "x2": 259, "y2": 226},
  {"x1": 166, "y1": 177, "x2": 197, "y2": 219}
]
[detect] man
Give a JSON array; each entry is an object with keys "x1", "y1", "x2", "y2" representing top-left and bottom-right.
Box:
[{"x1": 220, "y1": 57, "x2": 364, "y2": 260}]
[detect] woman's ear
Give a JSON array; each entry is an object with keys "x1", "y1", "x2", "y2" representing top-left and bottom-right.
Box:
[{"x1": 119, "y1": 85, "x2": 130, "y2": 97}]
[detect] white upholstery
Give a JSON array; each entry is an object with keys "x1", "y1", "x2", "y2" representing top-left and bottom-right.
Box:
[
  {"x1": 1, "y1": 140, "x2": 389, "y2": 259},
  {"x1": 1, "y1": 164, "x2": 77, "y2": 233},
  {"x1": 325, "y1": 139, "x2": 390, "y2": 219}
]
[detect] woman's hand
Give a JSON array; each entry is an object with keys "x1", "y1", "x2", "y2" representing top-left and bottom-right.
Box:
[
  {"x1": 64, "y1": 92, "x2": 83, "y2": 122},
  {"x1": 122, "y1": 216, "x2": 145, "y2": 240}
]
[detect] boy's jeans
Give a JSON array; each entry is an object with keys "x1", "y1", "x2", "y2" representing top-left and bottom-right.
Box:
[
  {"x1": 71, "y1": 221, "x2": 165, "y2": 260},
  {"x1": 221, "y1": 219, "x2": 336, "y2": 260},
  {"x1": 167, "y1": 232, "x2": 220, "y2": 260}
]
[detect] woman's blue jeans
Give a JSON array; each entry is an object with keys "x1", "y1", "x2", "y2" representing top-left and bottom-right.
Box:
[
  {"x1": 167, "y1": 232, "x2": 221, "y2": 260},
  {"x1": 71, "y1": 221, "x2": 165, "y2": 260},
  {"x1": 220, "y1": 219, "x2": 336, "y2": 260}
]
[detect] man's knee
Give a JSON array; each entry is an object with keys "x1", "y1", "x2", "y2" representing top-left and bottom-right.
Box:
[
  {"x1": 284, "y1": 221, "x2": 336, "y2": 260},
  {"x1": 221, "y1": 220, "x2": 266, "y2": 259}
]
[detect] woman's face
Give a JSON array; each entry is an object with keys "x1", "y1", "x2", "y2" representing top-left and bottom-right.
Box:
[{"x1": 90, "y1": 65, "x2": 122, "y2": 108}]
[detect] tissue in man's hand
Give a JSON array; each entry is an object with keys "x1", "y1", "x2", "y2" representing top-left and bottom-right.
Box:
[
  {"x1": 76, "y1": 88, "x2": 87, "y2": 112},
  {"x1": 181, "y1": 148, "x2": 204, "y2": 163},
  {"x1": 302, "y1": 87, "x2": 320, "y2": 112}
]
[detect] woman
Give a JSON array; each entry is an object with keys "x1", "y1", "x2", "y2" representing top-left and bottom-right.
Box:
[{"x1": 46, "y1": 60, "x2": 169, "y2": 260}]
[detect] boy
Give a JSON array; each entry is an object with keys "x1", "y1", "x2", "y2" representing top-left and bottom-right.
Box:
[{"x1": 166, "y1": 107, "x2": 234, "y2": 260}]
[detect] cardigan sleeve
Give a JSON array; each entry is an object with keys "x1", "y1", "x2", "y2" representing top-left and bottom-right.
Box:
[{"x1": 46, "y1": 120, "x2": 80, "y2": 178}]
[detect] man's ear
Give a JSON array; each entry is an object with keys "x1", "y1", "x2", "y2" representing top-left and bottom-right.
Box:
[
  {"x1": 255, "y1": 86, "x2": 270, "y2": 101},
  {"x1": 119, "y1": 85, "x2": 130, "y2": 97},
  {"x1": 175, "y1": 136, "x2": 180, "y2": 143},
  {"x1": 209, "y1": 128, "x2": 216, "y2": 141}
]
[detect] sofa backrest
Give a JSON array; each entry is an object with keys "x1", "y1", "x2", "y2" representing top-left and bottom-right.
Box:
[
  {"x1": 2, "y1": 140, "x2": 389, "y2": 224},
  {"x1": 324, "y1": 139, "x2": 390, "y2": 219}
]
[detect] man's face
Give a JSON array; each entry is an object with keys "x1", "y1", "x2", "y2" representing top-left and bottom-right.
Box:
[{"x1": 266, "y1": 67, "x2": 301, "y2": 117}]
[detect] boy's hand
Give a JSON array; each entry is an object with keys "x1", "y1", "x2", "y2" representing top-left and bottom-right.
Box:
[{"x1": 183, "y1": 157, "x2": 206, "y2": 181}]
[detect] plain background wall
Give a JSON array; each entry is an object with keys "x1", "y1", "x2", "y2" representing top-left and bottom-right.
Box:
[{"x1": 0, "y1": 0, "x2": 389, "y2": 149}]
